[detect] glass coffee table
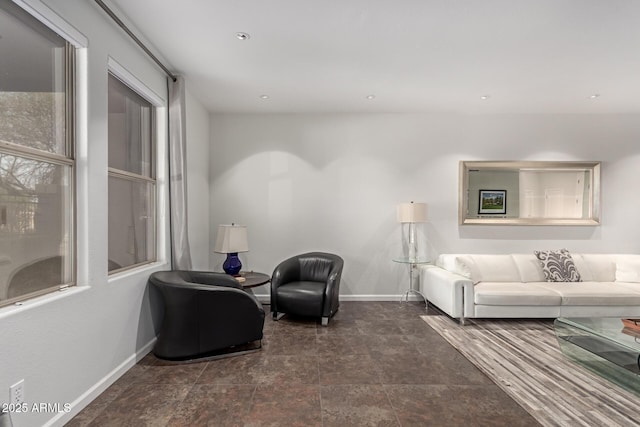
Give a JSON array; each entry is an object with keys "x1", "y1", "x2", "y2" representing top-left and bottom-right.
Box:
[{"x1": 554, "y1": 317, "x2": 640, "y2": 396}]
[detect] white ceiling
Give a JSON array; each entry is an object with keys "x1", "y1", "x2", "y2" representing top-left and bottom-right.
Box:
[{"x1": 109, "y1": 0, "x2": 640, "y2": 114}]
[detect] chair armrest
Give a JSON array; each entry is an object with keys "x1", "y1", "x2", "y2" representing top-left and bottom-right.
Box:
[
  {"x1": 323, "y1": 266, "x2": 343, "y2": 302},
  {"x1": 187, "y1": 271, "x2": 243, "y2": 290}
]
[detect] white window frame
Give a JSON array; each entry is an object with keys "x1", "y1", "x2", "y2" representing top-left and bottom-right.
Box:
[
  {"x1": 107, "y1": 59, "x2": 165, "y2": 275},
  {"x1": 0, "y1": 0, "x2": 80, "y2": 308}
]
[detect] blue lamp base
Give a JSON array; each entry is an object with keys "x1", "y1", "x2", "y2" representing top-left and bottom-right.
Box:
[{"x1": 223, "y1": 252, "x2": 242, "y2": 275}]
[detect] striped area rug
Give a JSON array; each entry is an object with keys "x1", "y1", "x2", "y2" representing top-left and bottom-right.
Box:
[{"x1": 422, "y1": 316, "x2": 640, "y2": 427}]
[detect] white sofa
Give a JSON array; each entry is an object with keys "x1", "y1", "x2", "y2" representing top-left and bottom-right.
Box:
[{"x1": 419, "y1": 253, "x2": 640, "y2": 324}]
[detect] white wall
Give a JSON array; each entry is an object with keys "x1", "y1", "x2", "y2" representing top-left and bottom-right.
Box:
[
  {"x1": 0, "y1": 1, "x2": 193, "y2": 426},
  {"x1": 210, "y1": 113, "x2": 640, "y2": 298}
]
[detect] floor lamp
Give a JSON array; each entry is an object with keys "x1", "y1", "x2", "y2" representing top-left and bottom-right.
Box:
[
  {"x1": 397, "y1": 201, "x2": 427, "y2": 262},
  {"x1": 396, "y1": 201, "x2": 428, "y2": 306}
]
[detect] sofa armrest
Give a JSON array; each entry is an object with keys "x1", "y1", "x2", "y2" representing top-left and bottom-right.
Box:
[{"x1": 420, "y1": 265, "x2": 474, "y2": 320}]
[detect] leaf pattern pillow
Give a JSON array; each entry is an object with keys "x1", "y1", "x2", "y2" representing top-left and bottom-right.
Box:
[{"x1": 534, "y1": 249, "x2": 582, "y2": 282}]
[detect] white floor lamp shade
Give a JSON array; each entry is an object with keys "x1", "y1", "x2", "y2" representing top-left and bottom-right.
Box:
[{"x1": 397, "y1": 202, "x2": 427, "y2": 261}]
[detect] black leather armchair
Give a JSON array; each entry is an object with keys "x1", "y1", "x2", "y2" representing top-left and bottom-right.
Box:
[
  {"x1": 149, "y1": 270, "x2": 265, "y2": 360},
  {"x1": 270, "y1": 252, "x2": 344, "y2": 326}
]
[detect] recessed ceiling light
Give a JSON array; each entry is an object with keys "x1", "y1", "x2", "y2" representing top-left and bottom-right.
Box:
[
  {"x1": 259, "y1": 94, "x2": 269, "y2": 99},
  {"x1": 236, "y1": 32, "x2": 250, "y2": 41},
  {"x1": 366, "y1": 95, "x2": 376, "y2": 100},
  {"x1": 589, "y1": 94, "x2": 600, "y2": 99},
  {"x1": 480, "y1": 95, "x2": 490, "y2": 100}
]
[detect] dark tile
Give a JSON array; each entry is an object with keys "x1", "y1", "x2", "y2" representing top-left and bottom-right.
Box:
[
  {"x1": 262, "y1": 331, "x2": 318, "y2": 356},
  {"x1": 167, "y1": 384, "x2": 255, "y2": 426},
  {"x1": 315, "y1": 318, "x2": 360, "y2": 336},
  {"x1": 428, "y1": 351, "x2": 495, "y2": 386},
  {"x1": 321, "y1": 384, "x2": 399, "y2": 427},
  {"x1": 334, "y1": 302, "x2": 394, "y2": 322},
  {"x1": 356, "y1": 319, "x2": 404, "y2": 336},
  {"x1": 364, "y1": 334, "x2": 420, "y2": 358},
  {"x1": 261, "y1": 317, "x2": 277, "y2": 336},
  {"x1": 244, "y1": 384, "x2": 322, "y2": 427},
  {"x1": 316, "y1": 333, "x2": 370, "y2": 356},
  {"x1": 269, "y1": 316, "x2": 319, "y2": 334},
  {"x1": 116, "y1": 360, "x2": 206, "y2": 385},
  {"x1": 404, "y1": 330, "x2": 456, "y2": 354},
  {"x1": 395, "y1": 317, "x2": 434, "y2": 335},
  {"x1": 257, "y1": 355, "x2": 319, "y2": 385},
  {"x1": 87, "y1": 383, "x2": 192, "y2": 427},
  {"x1": 385, "y1": 384, "x2": 541, "y2": 427},
  {"x1": 66, "y1": 381, "x2": 128, "y2": 426},
  {"x1": 374, "y1": 352, "x2": 492, "y2": 385},
  {"x1": 319, "y1": 353, "x2": 382, "y2": 385},
  {"x1": 70, "y1": 302, "x2": 543, "y2": 427},
  {"x1": 197, "y1": 353, "x2": 264, "y2": 385}
]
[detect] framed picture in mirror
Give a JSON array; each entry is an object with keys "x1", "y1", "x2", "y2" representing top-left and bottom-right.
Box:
[{"x1": 478, "y1": 190, "x2": 506, "y2": 214}]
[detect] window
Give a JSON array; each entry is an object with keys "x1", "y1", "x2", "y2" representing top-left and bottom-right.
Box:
[
  {"x1": 0, "y1": 0, "x2": 75, "y2": 307},
  {"x1": 107, "y1": 73, "x2": 156, "y2": 272}
]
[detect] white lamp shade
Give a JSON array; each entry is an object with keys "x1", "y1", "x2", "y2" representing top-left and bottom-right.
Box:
[
  {"x1": 214, "y1": 224, "x2": 249, "y2": 253},
  {"x1": 397, "y1": 202, "x2": 428, "y2": 223}
]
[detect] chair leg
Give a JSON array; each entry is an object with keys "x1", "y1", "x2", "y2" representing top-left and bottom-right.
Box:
[{"x1": 321, "y1": 316, "x2": 329, "y2": 326}]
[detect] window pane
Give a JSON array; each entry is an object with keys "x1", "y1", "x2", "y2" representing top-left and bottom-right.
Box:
[
  {"x1": 108, "y1": 176, "x2": 155, "y2": 271},
  {"x1": 108, "y1": 74, "x2": 153, "y2": 177},
  {"x1": 0, "y1": 0, "x2": 68, "y2": 155},
  {"x1": 0, "y1": 153, "x2": 72, "y2": 302}
]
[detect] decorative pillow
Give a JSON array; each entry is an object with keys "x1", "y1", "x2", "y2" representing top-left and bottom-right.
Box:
[{"x1": 534, "y1": 249, "x2": 582, "y2": 282}]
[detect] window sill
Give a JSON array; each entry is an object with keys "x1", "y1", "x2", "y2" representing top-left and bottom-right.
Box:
[
  {"x1": 0, "y1": 285, "x2": 89, "y2": 320},
  {"x1": 107, "y1": 260, "x2": 169, "y2": 284}
]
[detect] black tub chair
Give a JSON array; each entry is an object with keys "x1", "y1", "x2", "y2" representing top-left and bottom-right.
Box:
[
  {"x1": 149, "y1": 270, "x2": 265, "y2": 360},
  {"x1": 270, "y1": 252, "x2": 344, "y2": 326}
]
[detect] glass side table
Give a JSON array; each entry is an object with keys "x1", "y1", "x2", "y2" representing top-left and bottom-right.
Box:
[{"x1": 392, "y1": 257, "x2": 431, "y2": 308}]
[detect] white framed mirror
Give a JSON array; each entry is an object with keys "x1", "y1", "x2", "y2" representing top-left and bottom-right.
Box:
[{"x1": 459, "y1": 161, "x2": 601, "y2": 226}]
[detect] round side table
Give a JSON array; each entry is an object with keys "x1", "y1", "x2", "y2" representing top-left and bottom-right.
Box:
[
  {"x1": 235, "y1": 271, "x2": 271, "y2": 289},
  {"x1": 392, "y1": 258, "x2": 431, "y2": 308}
]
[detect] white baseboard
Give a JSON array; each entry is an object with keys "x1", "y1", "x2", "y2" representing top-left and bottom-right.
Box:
[{"x1": 45, "y1": 338, "x2": 157, "y2": 427}]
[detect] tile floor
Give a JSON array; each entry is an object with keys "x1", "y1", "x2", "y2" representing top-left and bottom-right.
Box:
[{"x1": 68, "y1": 302, "x2": 541, "y2": 426}]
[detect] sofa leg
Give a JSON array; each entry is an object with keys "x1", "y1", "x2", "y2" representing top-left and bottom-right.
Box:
[
  {"x1": 272, "y1": 312, "x2": 285, "y2": 321},
  {"x1": 321, "y1": 317, "x2": 329, "y2": 326},
  {"x1": 459, "y1": 316, "x2": 466, "y2": 326}
]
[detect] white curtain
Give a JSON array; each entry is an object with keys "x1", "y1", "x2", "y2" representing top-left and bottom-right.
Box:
[{"x1": 168, "y1": 76, "x2": 192, "y2": 270}]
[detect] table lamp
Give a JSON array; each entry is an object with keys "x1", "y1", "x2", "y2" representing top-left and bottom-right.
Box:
[
  {"x1": 397, "y1": 201, "x2": 428, "y2": 261},
  {"x1": 214, "y1": 223, "x2": 248, "y2": 275}
]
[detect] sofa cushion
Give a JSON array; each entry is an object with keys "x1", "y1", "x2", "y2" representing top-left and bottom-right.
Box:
[
  {"x1": 511, "y1": 254, "x2": 546, "y2": 282},
  {"x1": 474, "y1": 282, "x2": 562, "y2": 306},
  {"x1": 436, "y1": 254, "x2": 473, "y2": 279},
  {"x1": 611, "y1": 281, "x2": 640, "y2": 293},
  {"x1": 570, "y1": 254, "x2": 594, "y2": 282},
  {"x1": 462, "y1": 255, "x2": 521, "y2": 284},
  {"x1": 534, "y1": 249, "x2": 581, "y2": 282},
  {"x1": 533, "y1": 282, "x2": 640, "y2": 306},
  {"x1": 615, "y1": 256, "x2": 640, "y2": 283},
  {"x1": 580, "y1": 254, "x2": 616, "y2": 282}
]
